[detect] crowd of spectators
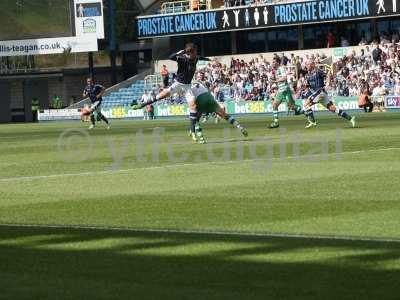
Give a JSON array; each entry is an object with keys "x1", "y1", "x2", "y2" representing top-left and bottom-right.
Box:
[
  {"x1": 333, "y1": 40, "x2": 400, "y2": 101},
  {"x1": 194, "y1": 52, "x2": 327, "y2": 102}
]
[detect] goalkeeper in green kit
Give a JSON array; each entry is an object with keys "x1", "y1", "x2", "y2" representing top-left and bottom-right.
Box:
[{"x1": 132, "y1": 82, "x2": 248, "y2": 144}]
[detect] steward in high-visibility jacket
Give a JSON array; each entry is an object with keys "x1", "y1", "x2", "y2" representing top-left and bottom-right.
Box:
[{"x1": 31, "y1": 98, "x2": 39, "y2": 122}]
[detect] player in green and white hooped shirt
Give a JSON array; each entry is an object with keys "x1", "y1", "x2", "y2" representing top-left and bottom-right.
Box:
[
  {"x1": 131, "y1": 82, "x2": 248, "y2": 144},
  {"x1": 189, "y1": 82, "x2": 248, "y2": 143},
  {"x1": 270, "y1": 57, "x2": 303, "y2": 129}
]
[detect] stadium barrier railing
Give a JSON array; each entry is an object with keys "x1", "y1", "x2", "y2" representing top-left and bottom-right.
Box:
[
  {"x1": 144, "y1": 74, "x2": 163, "y2": 90},
  {"x1": 160, "y1": 1, "x2": 191, "y2": 14}
]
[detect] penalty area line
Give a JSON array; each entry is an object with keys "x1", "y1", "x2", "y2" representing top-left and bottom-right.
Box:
[
  {"x1": 0, "y1": 223, "x2": 400, "y2": 244},
  {"x1": 0, "y1": 147, "x2": 400, "y2": 183}
]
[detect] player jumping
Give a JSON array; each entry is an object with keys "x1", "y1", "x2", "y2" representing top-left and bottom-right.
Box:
[
  {"x1": 82, "y1": 78, "x2": 110, "y2": 130},
  {"x1": 303, "y1": 61, "x2": 356, "y2": 128},
  {"x1": 147, "y1": 43, "x2": 210, "y2": 140},
  {"x1": 269, "y1": 57, "x2": 303, "y2": 128}
]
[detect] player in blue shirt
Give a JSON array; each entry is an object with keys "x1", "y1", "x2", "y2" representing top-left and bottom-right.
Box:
[
  {"x1": 304, "y1": 61, "x2": 356, "y2": 128},
  {"x1": 83, "y1": 78, "x2": 110, "y2": 130},
  {"x1": 135, "y1": 43, "x2": 210, "y2": 139}
]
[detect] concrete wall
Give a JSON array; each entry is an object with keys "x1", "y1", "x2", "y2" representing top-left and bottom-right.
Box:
[
  {"x1": 9, "y1": 81, "x2": 24, "y2": 110},
  {"x1": 152, "y1": 36, "x2": 172, "y2": 62},
  {"x1": 23, "y1": 79, "x2": 49, "y2": 122},
  {"x1": 0, "y1": 82, "x2": 11, "y2": 123},
  {"x1": 47, "y1": 72, "x2": 117, "y2": 107}
]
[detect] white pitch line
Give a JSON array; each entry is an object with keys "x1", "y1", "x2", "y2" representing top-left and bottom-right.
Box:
[
  {"x1": 0, "y1": 223, "x2": 399, "y2": 244},
  {"x1": 0, "y1": 147, "x2": 399, "y2": 183},
  {"x1": 0, "y1": 134, "x2": 56, "y2": 140}
]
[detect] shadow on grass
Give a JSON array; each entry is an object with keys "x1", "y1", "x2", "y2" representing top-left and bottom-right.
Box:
[{"x1": 1, "y1": 225, "x2": 400, "y2": 300}]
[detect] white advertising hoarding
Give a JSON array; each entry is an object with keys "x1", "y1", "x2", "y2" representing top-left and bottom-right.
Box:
[
  {"x1": 38, "y1": 109, "x2": 82, "y2": 121},
  {"x1": 0, "y1": 36, "x2": 98, "y2": 57},
  {"x1": 74, "y1": 0, "x2": 105, "y2": 39}
]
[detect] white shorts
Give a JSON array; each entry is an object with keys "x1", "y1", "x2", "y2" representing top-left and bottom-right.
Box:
[
  {"x1": 167, "y1": 81, "x2": 195, "y2": 103},
  {"x1": 309, "y1": 89, "x2": 331, "y2": 107}
]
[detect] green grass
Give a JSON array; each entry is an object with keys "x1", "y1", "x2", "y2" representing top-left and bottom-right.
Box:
[
  {"x1": 1, "y1": 113, "x2": 400, "y2": 299},
  {"x1": 0, "y1": 0, "x2": 71, "y2": 40}
]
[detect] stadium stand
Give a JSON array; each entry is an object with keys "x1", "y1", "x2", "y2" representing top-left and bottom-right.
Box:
[
  {"x1": 102, "y1": 80, "x2": 146, "y2": 108},
  {"x1": 99, "y1": 75, "x2": 162, "y2": 109}
]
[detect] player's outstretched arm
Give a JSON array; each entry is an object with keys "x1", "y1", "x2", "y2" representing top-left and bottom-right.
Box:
[{"x1": 169, "y1": 50, "x2": 185, "y2": 61}]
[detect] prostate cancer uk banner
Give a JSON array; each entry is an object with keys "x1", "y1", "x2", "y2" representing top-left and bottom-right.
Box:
[{"x1": 136, "y1": 0, "x2": 399, "y2": 38}]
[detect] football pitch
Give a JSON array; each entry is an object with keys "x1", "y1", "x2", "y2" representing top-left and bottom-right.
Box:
[{"x1": 1, "y1": 113, "x2": 400, "y2": 299}]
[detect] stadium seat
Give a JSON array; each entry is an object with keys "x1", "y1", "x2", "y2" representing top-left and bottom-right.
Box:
[{"x1": 102, "y1": 79, "x2": 147, "y2": 109}]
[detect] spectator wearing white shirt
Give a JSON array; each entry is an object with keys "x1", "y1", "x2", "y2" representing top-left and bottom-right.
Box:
[{"x1": 349, "y1": 84, "x2": 358, "y2": 96}]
